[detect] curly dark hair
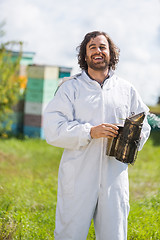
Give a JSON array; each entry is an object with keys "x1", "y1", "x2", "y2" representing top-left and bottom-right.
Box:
[{"x1": 77, "y1": 31, "x2": 120, "y2": 71}]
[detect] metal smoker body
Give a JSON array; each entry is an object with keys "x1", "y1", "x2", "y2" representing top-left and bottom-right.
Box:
[{"x1": 106, "y1": 112, "x2": 145, "y2": 165}]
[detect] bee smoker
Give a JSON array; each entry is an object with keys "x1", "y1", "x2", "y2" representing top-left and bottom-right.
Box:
[{"x1": 106, "y1": 112, "x2": 145, "y2": 165}]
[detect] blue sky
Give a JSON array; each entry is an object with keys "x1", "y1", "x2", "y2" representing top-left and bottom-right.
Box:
[{"x1": 0, "y1": 0, "x2": 160, "y2": 105}]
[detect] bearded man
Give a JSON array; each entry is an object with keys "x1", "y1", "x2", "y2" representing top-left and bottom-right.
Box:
[{"x1": 44, "y1": 31, "x2": 150, "y2": 240}]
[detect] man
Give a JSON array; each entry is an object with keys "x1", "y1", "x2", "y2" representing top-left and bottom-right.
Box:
[{"x1": 44, "y1": 31, "x2": 151, "y2": 240}]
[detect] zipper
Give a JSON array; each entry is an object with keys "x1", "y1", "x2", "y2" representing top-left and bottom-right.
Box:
[{"x1": 98, "y1": 86, "x2": 105, "y2": 191}]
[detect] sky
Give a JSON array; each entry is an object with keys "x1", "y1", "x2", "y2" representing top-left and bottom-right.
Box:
[{"x1": 0, "y1": 0, "x2": 160, "y2": 105}]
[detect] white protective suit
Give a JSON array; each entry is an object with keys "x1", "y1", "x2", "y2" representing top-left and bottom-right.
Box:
[{"x1": 44, "y1": 70, "x2": 151, "y2": 240}]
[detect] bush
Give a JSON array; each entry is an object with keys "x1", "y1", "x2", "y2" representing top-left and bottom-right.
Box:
[{"x1": 0, "y1": 22, "x2": 23, "y2": 134}]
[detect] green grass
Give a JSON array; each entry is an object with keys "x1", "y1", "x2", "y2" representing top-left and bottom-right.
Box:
[
  {"x1": 0, "y1": 131, "x2": 160, "y2": 239},
  {"x1": 0, "y1": 138, "x2": 62, "y2": 239},
  {"x1": 128, "y1": 193, "x2": 160, "y2": 239}
]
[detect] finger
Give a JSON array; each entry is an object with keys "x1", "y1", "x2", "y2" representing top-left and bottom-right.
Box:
[
  {"x1": 107, "y1": 132, "x2": 118, "y2": 138},
  {"x1": 104, "y1": 124, "x2": 119, "y2": 130},
  {"x1": 102, "y1": 129, "x2": 118, "y2": 138},
  {"x1": 105, "y1": 127, "x2": 119, "y2": 135}
]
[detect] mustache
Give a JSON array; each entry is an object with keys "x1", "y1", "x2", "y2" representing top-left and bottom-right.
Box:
[{"x1": 91, "y1": 53, "x2": 105, "y2": 58}]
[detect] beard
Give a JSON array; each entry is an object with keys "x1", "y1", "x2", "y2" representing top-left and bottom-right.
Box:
[{"x1": 85, "y1": 55, "x2": 110, "y2": 71}]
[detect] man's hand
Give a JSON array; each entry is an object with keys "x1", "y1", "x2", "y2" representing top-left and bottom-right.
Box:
[{"x1": 90, "y1": 123, "x2": 119, "y2": 139}]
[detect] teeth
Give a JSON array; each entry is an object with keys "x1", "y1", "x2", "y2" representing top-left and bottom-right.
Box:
[{"x1": 94, "y1": 57, "x2": 102, "y2": 59}]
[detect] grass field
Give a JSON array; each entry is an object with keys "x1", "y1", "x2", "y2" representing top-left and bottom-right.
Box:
[
  {"x1": 0, "y1": 131, "x2": 160, "y2": 239},
  {"x1": 149, "y1": 104, "x2": 160, "y2": 115}
]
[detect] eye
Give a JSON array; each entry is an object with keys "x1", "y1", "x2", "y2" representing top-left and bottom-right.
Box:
[
  {"x1": 90, "y1": 46, "x2": 96, "y2": 50},
  {"x1": 100, "y1": 46, "x2": 106, "y2": 50}
]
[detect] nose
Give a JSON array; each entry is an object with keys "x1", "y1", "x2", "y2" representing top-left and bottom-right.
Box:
[{"x1": 95, "y1": 47, "x2": 102, "y2": 54}]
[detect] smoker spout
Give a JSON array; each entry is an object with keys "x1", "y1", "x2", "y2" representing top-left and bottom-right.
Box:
[{"x1": 128, "y1": 112, "x2": 145, "y2": 124}]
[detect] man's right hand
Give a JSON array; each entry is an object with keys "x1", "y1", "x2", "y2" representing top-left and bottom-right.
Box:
[{"x1": 90, "y1": 123, "x2": 119, "y2": 139}]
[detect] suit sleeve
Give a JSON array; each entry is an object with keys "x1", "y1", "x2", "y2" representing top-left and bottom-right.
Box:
[
  {"x1": 130, "y1": 86, "x2": 151, "y2": 151},
  {"x1": 43, "y1": 83, "x2": 92, "y2": 150}
]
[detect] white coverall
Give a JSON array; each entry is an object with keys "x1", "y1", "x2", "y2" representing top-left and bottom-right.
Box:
[{"x1": 44, "y1": 70, "x2": 151, "y2": 240}]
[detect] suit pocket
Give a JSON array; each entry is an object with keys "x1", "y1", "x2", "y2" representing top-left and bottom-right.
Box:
[{"x1": 115, "y1": 105, "x2": 129, "y2": 125}]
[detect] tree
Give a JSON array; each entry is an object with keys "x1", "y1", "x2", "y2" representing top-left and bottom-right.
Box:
[{"x1": 0, "y1": 21, "x2": 23, "y2": 135}]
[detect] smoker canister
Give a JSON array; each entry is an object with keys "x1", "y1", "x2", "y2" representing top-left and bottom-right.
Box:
[{"x1": 106, "y1": 112, "x2": 145, "y2": 165}]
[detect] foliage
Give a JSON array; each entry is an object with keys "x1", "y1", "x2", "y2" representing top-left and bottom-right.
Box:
[
  {"x1": 0, "y1": 131, "x2": 159, "y2": 239},
  {"x1": 0, "y1": 22, "x2": 23, "y2": 134},
  {"x1": 149, "y1": 104, "x2": 160, "y2": 114}
]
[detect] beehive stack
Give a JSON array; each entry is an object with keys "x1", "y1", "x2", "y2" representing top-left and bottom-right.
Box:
[
  {"x1": 59, "y1": 67, "x2": 72, "y2": 78},
  {"x1": 10, "y1": 51, "x2": 35, "y2": 136},
  {"x1": 10, "y1": 66, "x2": 27, "y2": 135},
  {"x1": 24, "y1": 65, "x2": 72, "y2": 139},
  {"x1": 11, "y1": 99, "x2": 24, "y2": 135}
]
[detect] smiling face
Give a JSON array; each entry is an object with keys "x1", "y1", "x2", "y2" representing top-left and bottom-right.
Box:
[{"x1": 85, "y1": 35, "x2": 110, "y2": 71}]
